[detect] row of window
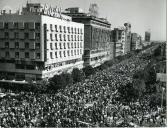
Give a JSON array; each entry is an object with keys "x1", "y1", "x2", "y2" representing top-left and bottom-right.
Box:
[
  {"x1": 2, "y1": 42, "x2": 40, "y2": 49},
  {"x1": 1, "y1": 32, "x2": 84, "y2": 41},
  {"x1": 92, "y1": 34, "x2": 111, "y2": 42},
  {"x1": 1, "y1": 52, "x2": 40, "y2": 59},
  {"x1": 50, "y1": 49, "x2": 82, "y2": 59},
  {"x1": 49, "y1": 24, "x2": 83, "y2": 34},
  {"x1": 92, "y1": 30, "x2": 111, "y2": 39},
  {"x1": 50, "y1": 42, "x2": 83, "y2": 50},
  {"x1": 49, "y1": 33, "x2": 83, "y2": 41},
  {"x1": 2, "y1": 41, "x2": 83, "y2": 50},
  {"x1": 1, "y1": 32, "x2": 40, "y2": 39},
  {"x1": 0, "y1": 22, "x2": 83, "y2": 34},
  {"x1": 0, "y1": 22, "x2": 40, "y2": 30}
]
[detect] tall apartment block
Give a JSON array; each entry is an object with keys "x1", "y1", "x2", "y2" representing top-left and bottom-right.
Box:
[
  {"x1": 143, "y1": 31, "x2": 151, "y2": 47},
  {"x1": 112, "y1": 23, "x2": 132, "y2": 57},
  {"x1": 124, "y1": 23, "x2": 131, "y2": 54},
  {"x1": 131, "y1": 33, "x2": 142, "y2": 50},
  {"x1": 0, "y1": 3, "x2": 84, "y2": 81},
  {"x1": 145, "y1": 31, "x2": 151, "y2": 42},
  {"x1": 63, "y1": 8, "x2": 113, "y2": 67},
  {"x1": 112, "y1": 27, "x2": 126, "y2": 57}
]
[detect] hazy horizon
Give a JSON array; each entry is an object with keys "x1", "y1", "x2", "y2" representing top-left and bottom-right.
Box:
[{"x1": 0, "y1": 0, "x2": 166, "y2": 41}]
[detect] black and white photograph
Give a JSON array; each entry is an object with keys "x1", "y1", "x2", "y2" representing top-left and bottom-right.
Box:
[{"x1": 0, "y1": 0, "x2": 166, "y2": 127}]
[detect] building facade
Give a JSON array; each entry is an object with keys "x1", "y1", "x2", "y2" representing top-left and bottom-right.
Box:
[
  {"x1": 63, "y1": 8, "x2": 113, "y2": 67},
  {"x1": 144, "y1": 31, "x2": 151, "y2": 46},
  {"x1": 0, "y1": 3, "x2": 84, "y2": 81},
  {"x1": 112, "y1": 23, "x2": 132, "y2": 57},
  {"x1": 124, "y1": 23, "x2": 132, "y2": 54},
  {"x1": 112, "y1": 27, "x2": 126, "y2": 57},
  {"x1": 145, "y1": 31, "x2": 151, "y2": 42},
  {"x1": 131, "y1": 33, "x2": 142, "y2": 50}
]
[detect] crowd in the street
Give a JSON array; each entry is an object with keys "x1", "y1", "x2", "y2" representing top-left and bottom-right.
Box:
[{"x1": 0, "y1": 52, "x2": 166, "y2": 127}]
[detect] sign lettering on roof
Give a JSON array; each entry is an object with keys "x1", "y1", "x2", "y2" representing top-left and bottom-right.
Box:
[{"x1": 29, "y1": 4, "x2": 71, "y2": 21}]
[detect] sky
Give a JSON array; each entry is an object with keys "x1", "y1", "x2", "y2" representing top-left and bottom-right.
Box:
[{"x1": 0, "y1": 0, "x2": 166, "y2": 41}]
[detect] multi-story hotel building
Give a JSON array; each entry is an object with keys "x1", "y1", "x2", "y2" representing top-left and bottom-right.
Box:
[
  {"x1": 112, "y1": 27, "x2": 126, "y2": 57},
  {"x1": 63, "y1": 8, "x2": 113, "y2": 67},
  {"x1": 0, "y1": 3, "x2": 84, "y2": 81},
  {"x1": 131, "y1": 33, "x2": 142, "y2": 50}
]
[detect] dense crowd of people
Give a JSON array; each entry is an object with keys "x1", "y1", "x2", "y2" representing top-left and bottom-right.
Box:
[{"x1": 0, "y1": 48, "x2": 166, "y2": 127}]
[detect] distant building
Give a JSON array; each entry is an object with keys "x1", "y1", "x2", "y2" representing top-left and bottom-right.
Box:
[
  {"x1": 145, "y1": 31, "x2": 151, "y2": 42},
  {"x1": 144, "y1": 31, "x2": 151, "y2": 46},
  {"x1": 124, "y1": 23, "x2": 131, "y2": 54},
  {"x1": 112, "y1": 23, "x2": 132, "y2": 57},
  {"x1": 131, "y1": 33, "x2": 142, "y2": 50},
  {"x1": 0, "y1": 3, "x2": 84, "y2": 81},
  {"x1": 63, "y1": 7, "x2": 113, "y2": 67},
  {"x1": 112, "y1": 27, "x2": 125, "y2": 57}
]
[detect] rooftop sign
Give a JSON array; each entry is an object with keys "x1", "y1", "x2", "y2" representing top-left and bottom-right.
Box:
[
  {"x1": 28, "y1": 3, "x2": 71, "y2": 21},
  {"x1": 42, "y1": 4, "x2": 62, "y2": 17}
]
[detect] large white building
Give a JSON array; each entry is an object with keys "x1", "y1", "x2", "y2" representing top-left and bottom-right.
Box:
[{"x1": 0, "y1": 3, "x2": 84, "y2": 81}]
